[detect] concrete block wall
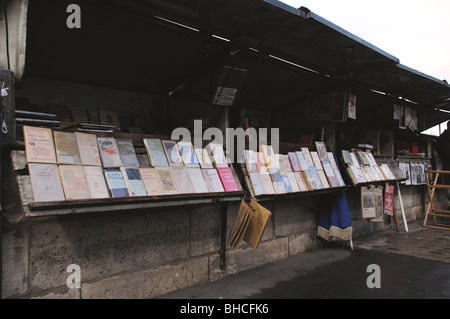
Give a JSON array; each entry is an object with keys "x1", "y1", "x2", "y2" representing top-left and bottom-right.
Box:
[{"x1": 2, "y1": 181, "x2": 436, "y2": 298}]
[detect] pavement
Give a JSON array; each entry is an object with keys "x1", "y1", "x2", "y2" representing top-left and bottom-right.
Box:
[{"x1": 159, "y1": 220, "x2": 450, "y2": 300}]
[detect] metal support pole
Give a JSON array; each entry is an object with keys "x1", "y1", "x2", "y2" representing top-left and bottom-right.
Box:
[
  {"x1": 218, "y1": 201, "x2": 228, "y2": 270},
  {"x1": 396, "y1": 182, "x2": 409, "y2": 232}
]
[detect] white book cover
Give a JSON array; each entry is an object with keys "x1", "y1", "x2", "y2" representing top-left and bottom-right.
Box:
[
  {"x1": 187, "y1": 167, "x2": 209, "y2": 193},
  {"x1": 83, "y1": 166, "x2": 110, "y2": 198},
  {"x1": 121, "y1": 167, "x2": 147, "y2": 196},
  {"x1": 202, "y1": 168, "x2": 224, "y2": 192},
  {"x1": 28, "y1": 163, "x2": 65, "y2": 202},
  {"x1": 75, "y1": 132, "x2": 102, "y2": 166},
  {"x1": 139, "y1": 168, "x2": 164, "y2": 195},
  {"x1": 171, "y1": 166, "x2": 195, "y2": 194},
  {"x1": 249, "y1": 172, "x2": 264, "y2": 196}
]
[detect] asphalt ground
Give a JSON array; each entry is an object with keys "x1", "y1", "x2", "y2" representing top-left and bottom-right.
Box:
[{"x1": 160, "y1": 220, "x2": 450, "y2": 300}]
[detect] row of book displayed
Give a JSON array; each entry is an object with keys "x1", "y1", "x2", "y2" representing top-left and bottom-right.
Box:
[
  {"x1": 398, "y1": 162, "x2": 430, "y2": 185},
  {"x1": 243, "y1": 142, "x2": 346, "y2": 197},
  {"x1": 341, "y1": 150, "x2": 405, "y2": 185},
  {"x1": 22, "y1": 126, "x2": 242, "y2": 202},
  {"x1": 28, "y1": 164, "x2": 242, "y2": 202}
]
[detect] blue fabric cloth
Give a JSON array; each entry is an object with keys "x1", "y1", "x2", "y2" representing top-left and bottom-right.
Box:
[
  {"x1": 319, "y1": 190, "x2": 352, "y2": 232},
  {"x1": 318, "y1": 154, "x2": 352, "y2": 241}
]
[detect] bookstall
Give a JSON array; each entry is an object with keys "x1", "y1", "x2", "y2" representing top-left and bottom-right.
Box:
[{"x1": 2, "y1": 0, "x2": 450, "y2": 299}]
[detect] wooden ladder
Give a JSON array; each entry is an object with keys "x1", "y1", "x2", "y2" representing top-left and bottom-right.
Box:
[{"x1": 424, "y1": 170, "x2": 450, "y2": 230}]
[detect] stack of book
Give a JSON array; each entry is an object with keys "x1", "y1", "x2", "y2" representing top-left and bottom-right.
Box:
[
  {"x1": 23, "y1": 125, "x2": 242, "y2": 203},
  {"x1": 243, "y1": 142, "x2": 346, "y2": 197},
  {"x1": 342, "y1": 149, "x2": 400, "y2": 185}
]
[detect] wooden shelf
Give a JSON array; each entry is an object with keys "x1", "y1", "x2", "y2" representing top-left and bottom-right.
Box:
[
  {"x1": 26, "y1": 191, "x2": 246, "y2": 218},
  {"x1": 253, "y1": 185, "x2": 350, "y2": 201}
]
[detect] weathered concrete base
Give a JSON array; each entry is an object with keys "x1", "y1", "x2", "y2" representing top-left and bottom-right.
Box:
[{"x1": 2, "y1": 185, "x2": 435, "y2": 299}]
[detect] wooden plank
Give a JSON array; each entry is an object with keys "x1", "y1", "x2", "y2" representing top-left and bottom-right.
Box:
[{"x1": 254, "y1": 185, "x2": 350, "y2": 201}]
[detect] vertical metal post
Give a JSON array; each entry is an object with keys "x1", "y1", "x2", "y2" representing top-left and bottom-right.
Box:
[
  {"x1": 396, "y1": 182, "x2": 409, "y2": 232},
  {"x1": 218, "y1": 201, "x2": 228, "y2": 270}
]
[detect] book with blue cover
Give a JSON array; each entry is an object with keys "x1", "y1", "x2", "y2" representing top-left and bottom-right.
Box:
[{"x1": 104, "y1": 169, "x2": 129, "y2": 198}]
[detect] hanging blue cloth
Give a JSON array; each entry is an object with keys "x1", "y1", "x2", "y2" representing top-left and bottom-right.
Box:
[
  {"x1": 318, "y1": 190, "x2": 353, "y2": 241},
  {"x1": 317, "y1": 154, "x2": 353, "y2": 241}
]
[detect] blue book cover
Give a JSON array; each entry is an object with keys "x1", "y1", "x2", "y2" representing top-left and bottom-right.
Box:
[{"x1": 104, "y1": 169, "x2": 129, "y2": 198}]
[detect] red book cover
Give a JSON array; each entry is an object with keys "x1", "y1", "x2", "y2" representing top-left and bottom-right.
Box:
[{"x1": 217, "y1": 167, "x2": 239, "y2": 192}]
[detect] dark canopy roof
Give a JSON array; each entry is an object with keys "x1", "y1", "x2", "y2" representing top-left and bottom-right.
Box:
[{"x1": 25, "y1": 0, "x2": 450, "y2": 130}]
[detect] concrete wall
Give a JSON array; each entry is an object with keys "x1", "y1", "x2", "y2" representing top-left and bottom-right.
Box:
[{"x1": 3, "y1": 181, "x2": 440, "y2": 298}]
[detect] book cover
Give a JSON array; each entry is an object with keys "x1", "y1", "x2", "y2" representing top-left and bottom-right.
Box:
[
  {"x1": 248, "y1": 172, "x2": 264, "y2": 196},
  {"x1": 97, "y1": 137, "x2": 122, "y2": 168},
  {"x1": 342, "y1": 150, "x2": 353, "y2": 167},
  {"x1": 121, "y1": 167, "x2": 148, "y2": 196},
  {"x1": 306, "y1": 167, "x2": 323, "y2": 189},
  {"x1": 272, "y1": 181, "x2": 287, "y2": 194},
  {"x1": 288, "y1": 152, "x2": 301, "y2": 172},
  {"x1": 171, "y1": 166, "x2": 195, "y2": 194},
  {"x1": 245, "y1": 150, "x2": 258, "y2": 173},
  {"x1": 399, "y1": 162, "x2": 411, "y2": 185},
  {"x1": 186, "y1": 167, "x2": 209, "y2": 193},
  {"x1": 317, "y1": 169, "x2": 330, "y2": 188},
  {"x1": 104, "y1": 169, "x2": 129, "y2": 198},
  {"x1": 177, "y1": 141, "x2": 200, "y2": 168},
  {"x1": 194, "y1": 148, "x2": 214, "y2": 169},
  {"x1": 58, "y1": 165, "x2": 91, "y2": 200},
  {"x1": 202, "y1": 168, "x2": 225, "y2": 193},
  {"x1": 315, "y1": 141, "x2": 329, "y2": 162},
  {"x1": 260, "y1": 145, "x2": 278, "y2": 169},
  {"x1": 229, "y1": 166, "x2": 243, "y2": 191},
  {"x1": 117, "y1": 139, "x2": 140, "y2": 167},
  {"x1": 143, "y1": 139, "x2": 169, "y2": 167},
  {"x1": 350, "y1": 152, "x2": 361, "y2": 167},
  {"x1": 322, "y1": 161, "x2": 340, "y2": 187},
  {"x1": 136, "y1": 154, "x2": 151, "y2": 168},
  {"x1": 23, "y1": 126, "x2": 57, "y2": 164},
  {"x1": 217, "y1": 167, "x2": 239, "y2": 192},
  {"x1": 279, "y1": 154, "x2": 292, "y2": 176},
  {"x1": 281, "y1": 175, "x2": 293, "y2": 193},
  {"x1": 28, "y1": 163, "x2": 65, "y2": 202},
  {"x1": 350, "y1": 166, "x2": 367, "y2": 183},
  {"x1": 301, "y1": 148, "x2": 315, "y2": 167},
  {"x1": 83, "y1": 166, "x2": 110, "y2": 199},
  {"x1": 269, "y1": 169, "x2": 283, "y2": 184},
  {"x1": 207, "y1": 143, "x2": 228, "y2": 168},
  {"x1": 139, "y1": 168, "x2": 164, "y2": 195},
  {"x1": 155, "y1": 167, "x2": 179, "y2": 194},
  {"x1": 75, "y1": 132, "x2": 102, "y2": 166},
  {"x1": 295, "y1": 151, "x2": 310, "y2": 171},
  {"x1": 258, "y1": 173, "x2": 275, "y2": 195},
  {"x1": 294, "y1": 171, "x2": 310, "y2": 192},
  {"x1": 327, "y1": 152, "x2": 346, "y2": 186},
  {"x1": 380, "y1": 164, "x2": 395, "y2": 180},
  {"x1": 162, "y1": 140, "x2": 184, "y2": 167},
  {"x1": 286, "y1": 171, "x2": 300, "y2": 192},
  {"x1": 53, "y1": 131, "x2": 81, "y2": 165},
  {"x1": 99, "y1": 107, "x2": 120, "y2": 128},
  {"x1": 310, "y1": 151, "x2": 324, "y2": 170},
  {"x1": 256, "y1": 152, "x2": 268, "y2": 173}
]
